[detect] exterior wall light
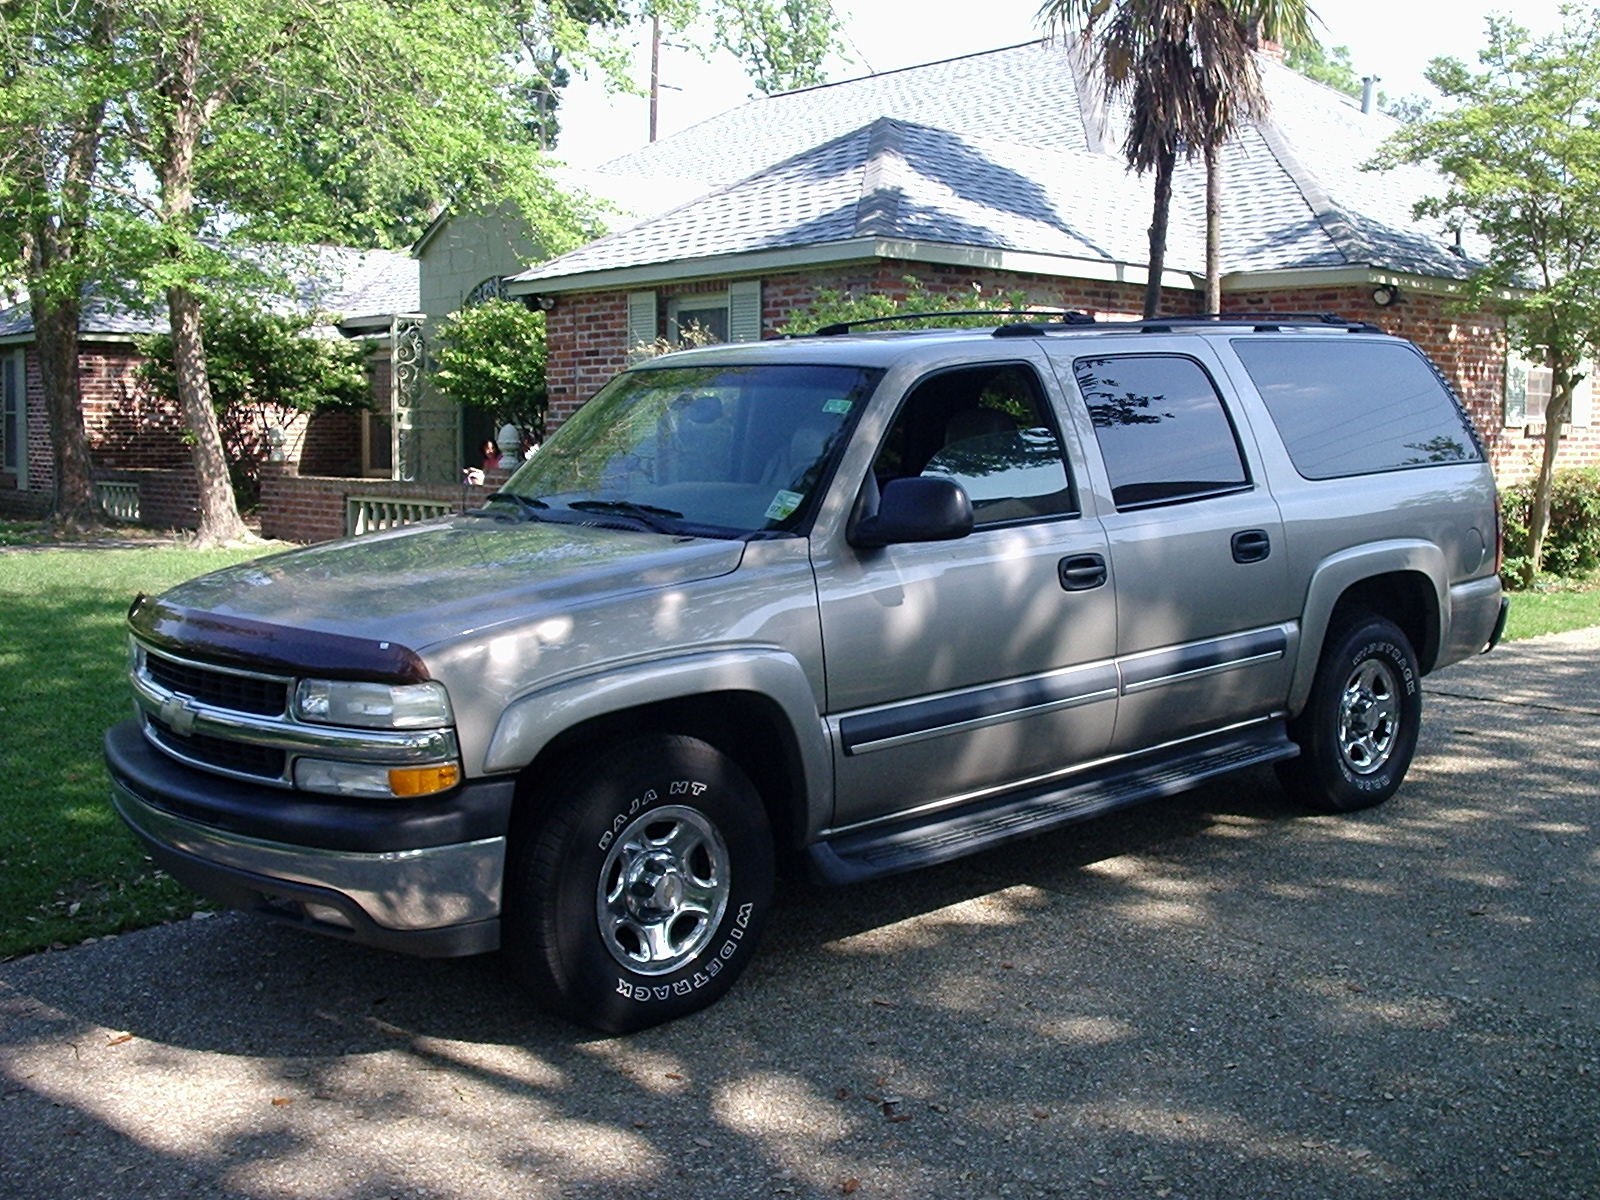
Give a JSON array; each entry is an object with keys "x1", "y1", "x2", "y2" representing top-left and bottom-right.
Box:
[{"x1": 1372, "y1": 284, "x2": 1401, "y2": 307}]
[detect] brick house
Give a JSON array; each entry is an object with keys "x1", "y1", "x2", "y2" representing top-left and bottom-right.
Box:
[
  {"x1": 509, "y1": 40, "x2": 1593, "y2": 485},
  {"x1": 0, "y1": 246, "x2": 420, "y2": 525}
]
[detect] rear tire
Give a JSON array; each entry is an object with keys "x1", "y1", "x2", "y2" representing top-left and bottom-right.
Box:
[
  {"x1": 503, "y1": 735, "x2": 774, "y2": 1033},
  {"x1": 1277, "y1": 613, "x2": 1421, "y2": 813}
]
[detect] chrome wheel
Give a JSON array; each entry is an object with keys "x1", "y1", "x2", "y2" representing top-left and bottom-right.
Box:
[
  {"x1": 596, "y1": 805, "x2": 730, "y2": 975},
  {"x1": 1337, "y1": 658, "x2": 1401, "y2": 775}
]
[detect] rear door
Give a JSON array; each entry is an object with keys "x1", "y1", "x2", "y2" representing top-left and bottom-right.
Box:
[{"x1": 1049, "y1": 345, "x2": 1296, "y2": 753}]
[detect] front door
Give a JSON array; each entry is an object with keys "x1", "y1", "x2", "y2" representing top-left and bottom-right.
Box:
[{"x1": 813, "y1": 359, "x2": 1119, "y2": 832}]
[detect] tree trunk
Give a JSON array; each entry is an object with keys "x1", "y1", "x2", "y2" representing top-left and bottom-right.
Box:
[
  {"x1": 1205, "y1": 140, "x2": 1222, "y2": 315},
  {"x1": 19, "y1": 4, "x2": 113, "y2": 527},
  {"x1": 168, "y1": 286, "x2": 249, "y2": 543},
  {"x1": 30, "y1": 289, "x2": 100, "y2": 526},
  {"x1": 158, "y1": 13, "x2": 250, "y2": 545},
  {"x1": 1523, "y1": 365, "x2": 1573, "y2": 585},
  {"x1": 1143, "y1": 147, "x2": 1175, "y2": 319}
]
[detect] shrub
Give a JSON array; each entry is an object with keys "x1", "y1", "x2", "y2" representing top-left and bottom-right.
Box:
[
  {"x1": 431, "y1": 298, "x2": 548, "y2": 445},
  {"x1": 1500, "y1": 467, "x2": 1600, "y2": 584}
]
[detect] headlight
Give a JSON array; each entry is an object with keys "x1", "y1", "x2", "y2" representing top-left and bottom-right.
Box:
[
  {"x1": 295, "y1": 679, "x2": 453, "y2": 729},
  {"x1": 294, "y1": 758, "x2": 461, "y2": 799}
]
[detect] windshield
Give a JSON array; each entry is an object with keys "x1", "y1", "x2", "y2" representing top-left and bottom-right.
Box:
[{"x1": 495, "y1": 362, "x2": 882, "y2": 537}]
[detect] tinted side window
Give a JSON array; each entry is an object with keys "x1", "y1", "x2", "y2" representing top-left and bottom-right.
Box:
[
  {"x1": 1231, "y1": 339, "x2": 1482, "y2": 479},
  {"x1": 874, "y1": 363, "x2": 1077, "y2": 525},
  {"x1": 1073, "y1": 355, "x2": 1249, "y2": 510}
]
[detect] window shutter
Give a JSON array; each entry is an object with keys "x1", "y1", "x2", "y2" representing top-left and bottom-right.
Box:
[
  {"x1": 728, "y1": 279, "x2": 762, "y2": 343},
  {"x1": 2, "y1": 350, "x2": 24, "y2": 486},
  {"x1": 1572, "y1": 362, "x2": 1593, "y2": 427},
  {"x1": 1504, "y1": 354, "x2": 1528, "y2": 427},
  {"x1": 627, "y1": 291, "x2": 657, "y2": 361}
]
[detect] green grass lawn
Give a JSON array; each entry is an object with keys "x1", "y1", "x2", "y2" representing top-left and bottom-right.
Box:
[
  {"x1": 1, "y1": 527, "x2": 1596, "y2": 961},
  {"x1": 1502, "y1": 574, "x2": 1600, "y2": 641},
  {"x1": 0, "y1": 539, "x2": 273, "y2": 958}
]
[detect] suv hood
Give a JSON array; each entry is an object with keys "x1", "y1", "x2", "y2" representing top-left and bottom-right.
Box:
[{"x1": 146, "y1": 517, "x2": 747, "y2": 657}]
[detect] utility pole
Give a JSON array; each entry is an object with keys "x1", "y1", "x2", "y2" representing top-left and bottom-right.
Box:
[{"x1": 649, "y1": 14, "x2": 660, "y2": 142}]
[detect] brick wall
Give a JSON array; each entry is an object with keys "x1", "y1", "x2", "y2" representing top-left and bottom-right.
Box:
[
  {"x1": 543, "y1": 267, "x2": 1593, "y2": 488},
  {"x1": 1221, "y1": 286, "x2": 1600, "y2": 485},
  {"x1": 81, "y1": 343, "x2": 190, "y2": 470},
  {"x1": 542, "y1": 265, "x2": 1183, "y2": 430},
  {"x1": 259, "y1": 463, "x2": 511, "y2": 543},
  {"x1": 545, "y1": 291, "x2": 632, "y2": 427},
  {"x1": 93, "y1": 466, "x2": 201, "y2": 529}
]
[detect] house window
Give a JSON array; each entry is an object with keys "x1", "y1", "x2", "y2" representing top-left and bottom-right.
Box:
[
  {"x1": 667, "y1": 293, "x2": 731, "y2": 346},
  {"x1": 656, "y1": 280, "x2": 763, "y2": 351},
  {"x1": 1506, "y1": 350, "x2": 1592, "y2": 428},
  {"x1": 2, "y1": 349, "x2": 24, "y2": 484}
]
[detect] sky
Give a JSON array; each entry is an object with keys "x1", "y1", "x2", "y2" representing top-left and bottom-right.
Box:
[{"x1": 554, "y1": 0, "x2": 1576, "y2": 168}]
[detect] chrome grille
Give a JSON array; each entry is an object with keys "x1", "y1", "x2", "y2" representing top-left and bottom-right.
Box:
[
  {"x1": 143, "y1": 650, "x2": 289, "y2": 716},
  {"x1": 148, "y1": 717, "x2": 288, "y2": 780}
]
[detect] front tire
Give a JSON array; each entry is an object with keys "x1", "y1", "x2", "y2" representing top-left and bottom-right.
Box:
[
  {"x1": 503, "y1": 735, "x2": 775, "y2": 1033},
  {"x1": 1278, "y1": 613, "x2": 1422, "y2": 813}
]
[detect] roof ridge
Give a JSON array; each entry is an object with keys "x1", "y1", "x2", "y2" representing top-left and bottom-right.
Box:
[
  {"x1": 1253, "y1": 112, "x2": 1368, "y2": 266},
  {"x1": 766, "y1": 39, "x2": 1050, "y2": 101},
  {"x1": 853, "y1": 118, "x2": 908, "y2": 237}
]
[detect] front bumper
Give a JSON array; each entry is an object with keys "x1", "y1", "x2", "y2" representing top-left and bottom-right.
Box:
[{"x1": 106, "y1": 720, "x2": 513, "y2": 957}]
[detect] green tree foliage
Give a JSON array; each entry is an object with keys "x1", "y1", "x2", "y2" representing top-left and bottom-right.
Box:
[
  {"x1": 1038, "y1": 1, "x2": 1312, "y2": 315},
  {"x1": 713, "y1": 0, "x2": 843, "y2": 93},
  {"x1": 1373, "y1": 7, "x2": 1600, "y2": 584},
  {"x1": 432, "y1": 299, "x2": 550, "y2": 446},
  {"x1": 1285, "y1": 38, "x2": 1363, "y2": 97},
  {"x1": 0, "y1": 0, "x2": 842, "y2": 541},
  {"x1": 779, "y1": 278, "x2": 1033, "y2": 335},
  {"x1": 137, "y1": 304, "x2": 371, "y2": 508},
  {"x1": 0, "y1": 4, "x2": 126, "y2": 525}
]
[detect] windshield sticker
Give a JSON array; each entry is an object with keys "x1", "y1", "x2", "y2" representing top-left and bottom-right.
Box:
[
  {"x1": 822, "y1": 398, "x2": 853, "y2": 415},
  {"x1": 765, "y1": 490, "x2": 804, "y2": 521}
]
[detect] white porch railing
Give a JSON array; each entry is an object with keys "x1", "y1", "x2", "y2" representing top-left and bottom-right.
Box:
[
  {"x1": 345, "y1": 495, "x2": 455, "y2": 536},
  {"x1": 96, "y1": 481, "x2": 141, "y2": 522}
]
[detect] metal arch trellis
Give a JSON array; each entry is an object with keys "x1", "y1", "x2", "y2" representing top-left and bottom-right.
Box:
[{"x1": 391, "y1": 317, "x2": 425, "y2": 482}]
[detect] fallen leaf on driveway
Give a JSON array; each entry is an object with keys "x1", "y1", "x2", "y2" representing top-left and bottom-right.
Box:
[{"x1": 106, "y1": 1033, "x2": 134, "y2": 1047}]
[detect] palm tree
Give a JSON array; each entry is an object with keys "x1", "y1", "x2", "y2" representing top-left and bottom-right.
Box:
[{"x1": 1039, "y1": 1, "x2": 1313, "y2": 317}]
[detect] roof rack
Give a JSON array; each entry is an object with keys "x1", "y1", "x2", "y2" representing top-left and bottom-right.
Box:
[
  {"x1": 1127, "y1": 312, "x2": 1387, "y2": 334},
  {"x1": 810, "y1": 309, "x2": 1096, "y2": 337}
]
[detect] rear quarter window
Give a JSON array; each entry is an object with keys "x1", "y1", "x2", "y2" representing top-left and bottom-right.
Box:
[{"x1": 1231, "y1": 339, "x2": 1482, "y2": 479}]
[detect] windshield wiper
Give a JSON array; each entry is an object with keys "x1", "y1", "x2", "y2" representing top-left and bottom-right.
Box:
[
  {"x1": 565, "y1": 498, "x2": 684, "y2": 532},
  {"x1": 467, "y1": 492, "x2": 549, "y2": 521}
]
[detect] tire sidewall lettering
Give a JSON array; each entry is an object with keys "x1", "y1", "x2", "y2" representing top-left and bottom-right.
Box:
[
  {"x1": 595, "y1": 782, "x2": 709, "y2": 850},
  {"x1": 613, "y1": 902, "x2": 755, "y2": 1003}
]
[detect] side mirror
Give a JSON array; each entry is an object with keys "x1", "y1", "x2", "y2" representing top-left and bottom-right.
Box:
[{"x1": 849, "y1": 476, "x2": 974, "y2": 549}]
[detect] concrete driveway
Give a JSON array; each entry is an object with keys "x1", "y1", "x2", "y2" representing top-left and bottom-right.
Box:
[{"x1": 3, "y1": 631, "x2": 1597, "y2": 1200}]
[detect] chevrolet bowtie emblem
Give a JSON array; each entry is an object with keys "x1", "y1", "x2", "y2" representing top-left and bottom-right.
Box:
[{"x1": 159, "y1": 695, "x2": 200, "y2": 737}]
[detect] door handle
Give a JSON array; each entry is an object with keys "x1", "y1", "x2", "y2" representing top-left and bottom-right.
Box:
[
  {"x1": 1232, "y1": 529, "x2": 1271, "y2": 564},
  {"x1": 1058, "y1": 553, "x2": 1107, "y2": 591}
]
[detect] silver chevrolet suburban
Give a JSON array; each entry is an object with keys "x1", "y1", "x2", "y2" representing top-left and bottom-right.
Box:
[{"x1": 107, "y1": 315, "x2": 1508, "y2": 1032}]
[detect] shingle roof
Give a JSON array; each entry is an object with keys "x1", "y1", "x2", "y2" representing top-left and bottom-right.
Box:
[
  {"x1": 520, "y1": 40, "x2": 1478, "y2": 290},
  {"x1": 0, "y1": 245, "x2": 419, "y2": 341}
]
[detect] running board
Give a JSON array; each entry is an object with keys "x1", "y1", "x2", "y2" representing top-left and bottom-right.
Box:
[{"x1": 806, "y1": 724, "x2": 1299, "y2": 885}]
